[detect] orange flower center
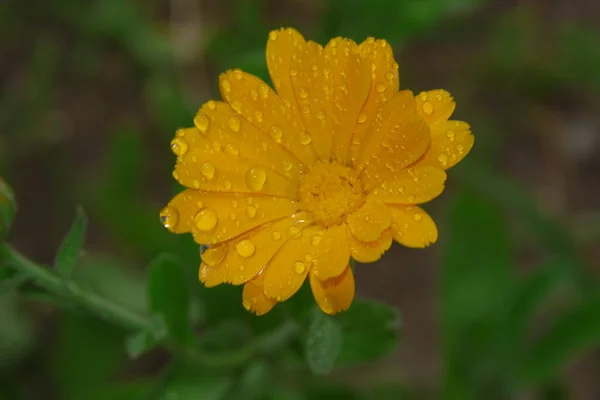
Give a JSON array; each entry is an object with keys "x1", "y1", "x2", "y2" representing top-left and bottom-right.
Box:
[{"x1": 298, "y1": 161, "x2": 364, "y2": 227}]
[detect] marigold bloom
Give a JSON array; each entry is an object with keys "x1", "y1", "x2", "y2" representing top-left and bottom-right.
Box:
[{"x1": 160, "y1": 28, "x2": 473, "y2": 315}]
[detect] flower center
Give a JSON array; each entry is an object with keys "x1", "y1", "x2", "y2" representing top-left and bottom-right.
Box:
[{"x1": 298, "y1": 161, "x2": 364, "y2": 227}]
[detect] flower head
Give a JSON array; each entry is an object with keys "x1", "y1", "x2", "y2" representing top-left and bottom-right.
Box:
[{"x1": 160, "y1": 28, "x2": 474, "y2": 315}]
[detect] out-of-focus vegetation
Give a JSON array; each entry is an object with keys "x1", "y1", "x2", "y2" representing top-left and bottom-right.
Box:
[{"x1": 1, "y1": 0, "x2": 600, "y2": 399}]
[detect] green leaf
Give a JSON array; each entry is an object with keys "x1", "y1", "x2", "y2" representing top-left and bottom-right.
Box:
[
  {"x1": 53, "y1": 312, "x2": 126, "y2": 400},
  {"x1": 0, "y1": 293, "x2": 35, "y2": 370},
  {"x1": 304, "y1": 309, "x2": 342, "y2": 374},
  {"x1": 227, "y1": 360, "x2": 270, "y2": 400},
  {"x1": 147, "y1": 254, "x2": 193, "y2": 346},
  {"x1": 440, "y1": 190, "x2": 514, "y2": 399},
  {"x1": 0, "y1": 177, "x2": 16, "y2": 240},
  {"x1": 54, "y1": 206, "x2": 88, "y2": 279},
  {"x1": 78, "y1": 381, "x2": 154, "y2": 400},
  {"x1": 0, "y1": 271, "x2": 29, "y2": 293},
  {"x1": 520, "y1": 297, "x2": 600, "y2": 384},
  {"x1": 158, "y1": 359, "x2": 234, "y2": 400},
  {"x1": 336, "y1": 299, "x2": 400, "y2": 365}
]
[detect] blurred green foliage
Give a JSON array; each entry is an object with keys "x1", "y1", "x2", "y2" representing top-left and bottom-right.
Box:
[{"x1": 1, "y1": 0, "x2": 600, "y2": 399}]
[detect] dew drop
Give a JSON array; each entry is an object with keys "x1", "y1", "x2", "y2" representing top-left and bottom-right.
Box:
[
  {"x1": 233, "y1": 69, "x2": 243, "y2": 80},
  {"x1": 340, "y1": 84, "x2": 348, "y2": 93},
  {"x1": 170, "y1": 138, "x2": 189, "y2": 156},
  {"x1": 385, "y1": 71, "x2": 394, "y2": 80},
  {"x1": 413, "y1": 213, "x2": 423, "y2": 222},
  {"x1": 196, "y1": 201, "x2": 204, "y2": 208},
  {"x1": 288, "y1": 226, "x2": 301, "y2": 238},
  {"x1": 258, "y1": 84, "x2": 269, "y2": 98},
  {"x1": 269, "y1": 125, "x2": 283, "y2": 142},
  {"x1": 229, "y1": 212, "x2": 237, "y2": 221},
  {"x1": 282, "y1": 160, "x2": 293, "y2": 172},
  {"x1": 456, "y1": 144, "x2": 464, "y2": 153},
  {"x1": 246, "y1": 167, "x2": 267, "y2": 191},
  {"x1": 192, "y1": 180, "x2": 200, "y2": 188},
  {"x1": 228, "y1": 116, "x2": 241, "y2": 131},
  {"x1": 225, "y1": 144, "x2": 239, "y2": 156},
  {"x1": 300, "y1": 131, "x2": 312, "y2": 145},
  {"x1": 269, "y1": 31, "x2": 278, "y2": 40},
  {"x1": 316, "y1": 110, "x2": 326, "y2": 120},
  {"x1": 294, "y1": 261, "x2": 306, "y2": 274},
  {"x1": 357, "y1": 112, "x2": 368, "y2": 124},
  {"x1": 206, "y1": 100, "x2": 216, "y2": 110},
  {"x1": 272, "y1": 231, "x2": 282, "y2": 240},
  {"x1": 304, "y1": 254, "x2": 313, "y2": 263},
  {"x1": 202, "y1": 243, "x2": 227, "y2": 267},
  {"x1": 236, "y1": 240, "x2": 256, "y2": 258},
  {"x1": 246, "y1": 206, "x2": 257, "y2": 219},
  {"x1": 437, "y1": 152, "x2": 448, "y2": 166},
  {"x1": 194, "y1": 208, "x2": 218, "y2": 232},
  {"x1": 231, "y1": 200, "x2": 238, "y2": 208},
  {"x1": 375, "y1": 83, "x2": 386, "y2": 93},
  {"x1": 195, "y1": 115, "x2": 210, "y2": 133},
  {"x1": 159, "y1": 206, "x2": 179, "y2": 231},
  {"x1": 221, "y1": 79, "x2": 231, "y2": 93},
  {"x1": 231, "y1": 101, "x2": 243, "y2": 113},
  {"x1": 299, "y1": 88, "x2": 309, "y2": 98},
  {"x1": 290, "y1": 69, "x2": 298, "y2": 77},
  {"x1": 446, "y1": 130, "x2": 456, "y2": 140},
  {"x1": 422, "y1": 102, "x2": 434, "y2": 115},
  {"x1": 419, "y1": 92, "x2": 428, "y2": 101},
  {"x1": 223, "y1": 180, "x2": 232, "y2": 190},
  {"x1": 200, "y1": 162, "x2": 216, "y2": 179},
  {"x1": 254, "y1": 110, "x2": 263, "y2": 122}
]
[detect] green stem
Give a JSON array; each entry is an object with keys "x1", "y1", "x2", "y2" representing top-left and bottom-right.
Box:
[
  {"x1": 1, "y1": 243, "x2": 151, "y2": 331},
  {"x1": 1, "y1": 243, "x2": 300, "y2": 368}
]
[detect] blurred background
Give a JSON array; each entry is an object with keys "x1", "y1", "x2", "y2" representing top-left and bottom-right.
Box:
[{"x1": 1, "y1": 0, "x2": 600, "y2": 399}]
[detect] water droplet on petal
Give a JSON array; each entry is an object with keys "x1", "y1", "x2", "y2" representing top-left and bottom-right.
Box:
[
  {"x1": 159, "y1": 206, "x2": 179, "y2": 231},
  {"x1": 437, "y1": 152, "x2": 448, "y2": 166},
  {"x1": 246, "y1": 206, "x2": 257, "y2": 219},
  {"x1": 282, "y1": 160, "x2": 293, "y2": 172},
  {"x1": 233, "y1": 69, "x2": 243, "y2": 80},
  {"x1": 192, "y1": 180, "x2": 200, "y2": 188},
  {"x1": 447, "y1": 130, "x2": 455, "y2": 140},
  {"x1": 236, "y1": 240, "x2": 256, "y2": 258},
  {"x1": 269, "y1": 31, "x2": 278, "y2": 40},
  {"x1": 246, "y1": 167, "x2": 267, "y2": 191},
  {"x1": 221, "y1": 79, "x2": 231, "y2": 93},
  {"x1": 200, "y1": 162, "x2": 216, "y2": 179},
  {"x1": 288, "y1": 226, "x2": 301, "y2": 238},
  {"x1": 422, "y1": 102, "x2": 434, "y2": 115},
  {"x1": 294, "y1": 261, "x2": 306, "y2": 274},
  {"x1": 228, "y1": 116, "x2": 241, "y2": 131},
  {"x1": 385, "y1": 71, "x2": 394, "y2": 80},
  {"x1": 170, "y1": 138, "x2": 189, "y2": 156},
  {"x1": 231, "y1": 100, "x2": 242, "y2": 113},
  {"x1": 456, "y1": 144, "x2": 464, "y2": 153},
  {"x1": 413, "y1": 213, "x2": 423, "y2": 222},
  {"x1": 316, "y1": 110, "x2": 326, "y2": 120},
  {"x1": 300, "y1": 131, "x2": 312, "y2": 145},
  {"x1": 194, "y1": 208, "x2": 218, "y2": 231},
  {"x1": 269, "y1": 125, "x2": 283, "y2": 142},
  {"x1": 225, "y1": 144, "x2": 239, "y2": 155},
  {"x1": 202, "y1": 243, "x2": 227, "y2": 267},
  {"x1": 272, "y1": 231, "x2": 281, "y2": 240},
  {"x1": 229, "y1": 212, "x2": 237, "y2": 221},
  {"x1": 290, "y1": 69, "x2": 298, "y2": 77},
  {"x1": 357, "y1": 112, "x2": 367, "y2": 124},
  {"x1": 254, "y1": 110, "x2": 263, "y2": 122},
  {"x1": 243, "y1": 299, "x2": 251, "y2": 310},
  {"x1": 299, "y1": 88, "x2": 309, "y2": 98},
  {"x1": 375, "y1": 83, "x2": 386, "y2": 93},
  {"x1": 223, "y1": 180, "x2": 232, "y2": 190},
  {"x1": 195, "y1": 115, "x2": 210, "y2": 133},
  {"x1": 206, "y1": 100, "x2": 216, "y2": 110},
  {"x1": 196, "y1": 201, "x2": 204, "y2": 208},
  {"x1": 258, "y1": 84, "x2": 269, "y2": 98}
]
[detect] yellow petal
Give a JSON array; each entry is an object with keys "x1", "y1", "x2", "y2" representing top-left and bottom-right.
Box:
[
  {"x1": 346, "y1": 201, "x2": 392, "y2": 242},
  {"x1": 323, "y1": 38, "x2": 372, "y2": 164},
  {"x1": 216, "y1": 213, "x2": 313, "y2": 285},
  {"x1": 416, "y1": 90, "x2": 455, "y2": 125},
  {"x1": 349, "y1": 229, "x2": 393, "y2": 263},
  {"x1": 195, "y1": 99, "x2": 304, "y2": 183},
  {"x1": 360, "y1": 115, "x2": 431, "y2": 191},
  {"x1": 199, "y1": 258, "x2": 227, "y2": 288},
  {"x1": 218, "y1": 71, "x2": 317, "y2": 168},
  {"x1": 162, "y1": 189, "x2": 297, "y2": 243},
  {"x1": 389, "y1": 205, "x2": 438, "y2": 248},
  {"x1": 312, "y1": 224, "x2": 351, "y2": 280},
  {"x1": 242, "y1": 273, "x2": 276, "y2": 316},
  {"x1": 262, "y1": 226, "x2": 323, "y2": 301},
  {"x1": 173, "y1": 127, "x2": 297, "y2": 199},
  {"x1": 368, "y1": 165, "x2": 447, "y2": 204},
  {"x1": 417, "y1": 120, "x2": 474, "y2": 170},
  {"x1": 309, "y1": 267, "x2": 355, "y2": 315},
  {"x1": 350, "y1": 38, "x2": 400, "y2": 164},
  {"x1": 289, "y1": 40, "x2": 333, "y2": 161},
  {"x1": 266, "y1": 28, "x2": 306, "y2": 108}
]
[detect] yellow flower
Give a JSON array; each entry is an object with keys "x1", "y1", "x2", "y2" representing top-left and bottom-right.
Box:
[{"x1": 160, "y1": 28, "x2": 474, "y2": 315}]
